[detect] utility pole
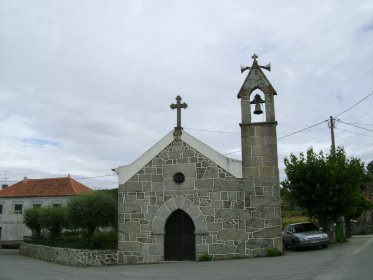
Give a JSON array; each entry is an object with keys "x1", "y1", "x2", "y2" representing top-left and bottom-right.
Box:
[
  {"x1": 329, "y1": 116, "x2": 336, "y2": 156},
  {"x1": 329, "y1": 116, "x2": 346, "y2": 241}
]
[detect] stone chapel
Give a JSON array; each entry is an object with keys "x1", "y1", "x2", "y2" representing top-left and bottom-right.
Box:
[{"x1": 116, "y1": 54, "x2": 282, "y2": 264}]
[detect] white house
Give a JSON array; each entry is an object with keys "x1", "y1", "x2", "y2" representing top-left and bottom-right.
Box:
[{"x1": 0, "y1": 176, "x2": 92, "y2": 246}]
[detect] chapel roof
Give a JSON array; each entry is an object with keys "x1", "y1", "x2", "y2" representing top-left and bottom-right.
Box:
[
  {"x1": 0, "y1": 176, "x2": 93, "y2": 198},
  {"x1": 116, "y1": 130, "x2": 242, "y2": 185}
]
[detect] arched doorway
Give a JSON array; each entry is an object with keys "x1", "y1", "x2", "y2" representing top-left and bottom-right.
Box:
[{"x1": 165, "y1": 209, "x2": 195, "y2": 261}]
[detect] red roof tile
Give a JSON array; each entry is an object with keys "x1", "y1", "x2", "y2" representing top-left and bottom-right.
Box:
[{"x1": 0, "y1": 177, "x2": 93, "y2": 198}]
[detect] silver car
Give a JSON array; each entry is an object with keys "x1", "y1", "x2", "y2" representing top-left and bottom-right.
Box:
[{"x1": 282, "y1": 222, "x2": 329, "y2": 250}]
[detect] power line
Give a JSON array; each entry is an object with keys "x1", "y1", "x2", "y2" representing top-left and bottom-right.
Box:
[
  {"x1": 224, "y1": 120, "x2": 329, "y2": 155},
  {"x1": 73, "y1": 174, "x2": 117, "y2": 180},
  {"x1": 191, "y1": 120, "x2": 329, "y2": 141},
  {"x1": 189, "y1": 91, "x2": 372, "y2": 140},
  {"x1": 2, "y1": 174, "x2": 118, "y2": 184},
  {"x1": 224, "y1": 149, "x2": 242, "y2": 155},
  {"x1": 335, "y1": 91, "x2": 373, "y2": 118},
  {"x1": 348, "y1": 123, "x2": 373, "y2": 126},
  {"x1": 335, "y1": 119, "x2": 373, "y2": 133},
  {"x1": 1, "y1": 180, "x2": 18, "y2": 183},
  {"x1": 277, "y1": 120, "x2": 328, "y2": 140},
  {"x1": 88, "y1": 92, "x2": 373, "y2": 158},
  {"x1": 186, "y1": 127, "x2": 239, "y2": 134},
  {"x1": 264, "y1": 127, "x2": 328, "y2": 135},
  {"x1": 187, "y1": 126, "x2": 327, "y2": 136},
  {"x1": 336, "y1": 127, "x2": 373, "y2": 138}
]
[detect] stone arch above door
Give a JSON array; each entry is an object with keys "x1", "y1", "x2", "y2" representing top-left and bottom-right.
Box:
[{"x1": 151, "y1": 196, "x2": 208, "y2": 235}]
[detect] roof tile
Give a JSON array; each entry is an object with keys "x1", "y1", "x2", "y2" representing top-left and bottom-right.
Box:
[{"x1": 0, "y1": 177, "x2": 93, "y2": 198}]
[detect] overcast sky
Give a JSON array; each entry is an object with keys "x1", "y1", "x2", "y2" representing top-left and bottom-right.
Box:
[{"x1": 1, "y1": 0, "x2": 372, "y2": 189}]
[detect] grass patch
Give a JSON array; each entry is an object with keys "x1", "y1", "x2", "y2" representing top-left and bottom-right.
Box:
[
  {"x1": 266, "y1": 247, "x2": 282, "y2": 257},
  {"x1": 198, "y1": 252, "x2": 213, "y2": 262}
]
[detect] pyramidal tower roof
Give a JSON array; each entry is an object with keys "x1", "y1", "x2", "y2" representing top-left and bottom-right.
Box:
[{"x1": 237, "y1": 53, "x2": 276, "y2": 99}]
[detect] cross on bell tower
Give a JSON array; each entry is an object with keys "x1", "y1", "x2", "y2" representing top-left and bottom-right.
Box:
[
  {"x1": 170, "y1": 95, "x2": 187, "y2": 136},
  {"x1": 251, "y1": 53, "x2": 258, "y2": 61}
]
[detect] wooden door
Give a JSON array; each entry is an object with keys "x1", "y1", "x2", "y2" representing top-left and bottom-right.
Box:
[{"x1": 165, "y1": 209, "x2": 195, "y2": 261}]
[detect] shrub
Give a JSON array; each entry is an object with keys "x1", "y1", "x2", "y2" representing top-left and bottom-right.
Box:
[
  {"x1": 266, "y1": 247, "x2": 282, "y2": 257},
  {"x1": 24, "y1": 230, "x2": 118, "y2": 250},
  {"x1": 90, "y1": 230, "x2": 118, "y2": 250},
  {"x1": 198, "y1": 252, "x2": 213, "y2": 262}
]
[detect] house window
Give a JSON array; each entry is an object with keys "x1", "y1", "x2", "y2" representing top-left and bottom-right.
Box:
[
  {"x1": 0, "y1": 204, "x2": 3, "y2": 214},
  {"x1": 33, "y1": 204, "x2": 42, "y2": 208},
  {"x1": 14, "y1": 204, "x2": 23, "y2": 214}
]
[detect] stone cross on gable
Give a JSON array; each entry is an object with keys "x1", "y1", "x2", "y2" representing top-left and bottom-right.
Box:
[{"x1": 170, "y1": 95, "x2": 187, "y2": 136}]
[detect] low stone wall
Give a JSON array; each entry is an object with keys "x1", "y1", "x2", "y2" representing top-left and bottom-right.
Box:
[
  {"x1": 0, "y1": 240, "x2": 22, "y2": 249},
  {"x1": 20, "y1": 243, "x2": 121, "y2": 266}
]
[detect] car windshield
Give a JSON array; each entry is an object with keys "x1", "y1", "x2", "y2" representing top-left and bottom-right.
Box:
[{"x1": 293, "y1": 223, "x2": 318, "y2": 233}]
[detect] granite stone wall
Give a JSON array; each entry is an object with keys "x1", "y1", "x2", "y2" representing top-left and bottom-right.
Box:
[
  {"x1": 240, "y1": 123, "x2": 279, "y2": 179},
  {"x1": 20, "y1": 243, "x2": 121, "y2": 266},
  {"x1": 118, "y1": 139, "x2": 282, "y2": 264}
]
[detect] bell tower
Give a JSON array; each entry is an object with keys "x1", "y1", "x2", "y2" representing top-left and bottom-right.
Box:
[{"x1": 238, "y1": 54, "x2": 279, "y2": 180}]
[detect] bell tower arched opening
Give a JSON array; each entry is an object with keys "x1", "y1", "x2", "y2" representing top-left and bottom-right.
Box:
[{"x1": 250, "y1": 88, "x2": 266, "y2": 123}]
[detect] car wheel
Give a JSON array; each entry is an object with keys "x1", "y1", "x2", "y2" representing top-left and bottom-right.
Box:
[
  {"x1": 322, "y1": 244, "x2": 328, "y2": 249},
  {"x1": 291, "y1": 240, "x2": 298, "y2": 250},
  {"x1": 283, "y1": 242, "x2": 288, "y2": 249}
]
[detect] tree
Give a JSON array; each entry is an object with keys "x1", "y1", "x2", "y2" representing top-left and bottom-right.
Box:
[
  {"x1": 23, "y1": 207, "x2": 43, "y2": 238},
  {"x1": 282, "y1": 147, "x2": 370, "y2": 238},
  {"x1": 38, "y1": 206, "x2": 66, "y2": 238},
  {"x1": 65, "y1": 191, "x2": 117, "y2": 236},
  {"x1": 96, "y1": 188, "x2": 118, "y2": 201},
  {"x1": 365, "y1": 160, "x2": 373, "y2": 182},
  {"x1": 367, "y1": 161, "x2": 373, "y2": 174}
]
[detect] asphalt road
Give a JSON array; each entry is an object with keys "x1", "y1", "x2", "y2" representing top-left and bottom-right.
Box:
[{"x1": 1, "y1": 235, "x2": 372, "y2": 280}]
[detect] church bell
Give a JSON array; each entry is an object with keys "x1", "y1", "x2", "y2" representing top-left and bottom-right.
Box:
[
  {"x1": 253, "y1": 103, "x2": 263, "y2": 115},
  {"x1": 250, "y1": 94, "x2": 265, "y2": 115}
]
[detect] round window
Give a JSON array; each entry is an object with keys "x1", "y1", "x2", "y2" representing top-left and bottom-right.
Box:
[{"x1": 173, "y1": 172, "x2": 185, "y2": 184}]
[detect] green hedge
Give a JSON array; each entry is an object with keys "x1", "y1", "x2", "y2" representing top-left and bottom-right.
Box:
[{"x1": 24, "y1": 230, "x2": 117, "y2": 250}]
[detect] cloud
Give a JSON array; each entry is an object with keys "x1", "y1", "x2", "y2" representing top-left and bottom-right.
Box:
[{"x1": 1, "y1": 0, "x2": 372, "y2": 188}]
